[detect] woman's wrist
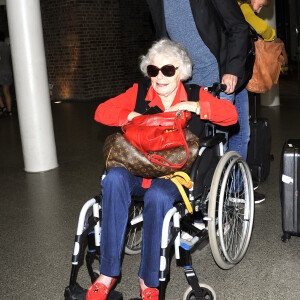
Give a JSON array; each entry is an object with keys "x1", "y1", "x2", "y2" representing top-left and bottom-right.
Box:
[
  {"x1": 128, "y1": 111, "x2": 140, "y2": 122},
  {"x1": 195, "y1": 101, "x2": 200, "y2": 115}
]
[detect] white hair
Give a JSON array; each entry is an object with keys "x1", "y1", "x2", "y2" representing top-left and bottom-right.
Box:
[{"x1": 140, "y1": 39, "x2": 193, "y2": 81}]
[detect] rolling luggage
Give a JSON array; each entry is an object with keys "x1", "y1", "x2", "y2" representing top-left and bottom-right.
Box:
[
  {"x1": 247, "y1": 94, "x2": 272, "y2": 182},
  {"x1": 280, "y1": 139, "x2": 300, "y2": 242}
]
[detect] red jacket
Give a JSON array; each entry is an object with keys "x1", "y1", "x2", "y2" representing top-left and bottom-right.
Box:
[
  {"x1": 95, "y1": 82, "x2": 238, "y2": 126},
  {"x1": 95, "y1": 82, "x2": 238, "y2": 188}
]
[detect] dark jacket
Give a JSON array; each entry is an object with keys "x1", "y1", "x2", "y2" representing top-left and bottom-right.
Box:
[{"x1": 146, "y1": 0, "x2": 249, "y2": 90}]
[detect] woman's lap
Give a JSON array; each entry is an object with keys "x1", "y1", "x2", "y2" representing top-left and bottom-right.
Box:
[{"x1": 100, "y1": 167, "x2": 179, "y2": 286}]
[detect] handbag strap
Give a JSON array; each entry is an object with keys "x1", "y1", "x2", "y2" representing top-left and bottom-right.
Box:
[
  {"x1": 147, "y1": 118, "x2": 189, "y2": 168},
  {"x1": 162, "y1": 172, "x2": 193, "y2": 214}
]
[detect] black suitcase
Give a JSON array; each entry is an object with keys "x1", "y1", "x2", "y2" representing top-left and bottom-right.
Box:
[
  {"x1": 247, "y1": 95, "x2": 272, "y2": 182},
  {"x1": 280, "y1": 139, "x2": 300, "y2": 242}
]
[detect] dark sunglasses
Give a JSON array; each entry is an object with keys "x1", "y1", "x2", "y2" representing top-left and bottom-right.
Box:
[{"x1": 147, "y1": 64, "x2": 178, "y2": 77}]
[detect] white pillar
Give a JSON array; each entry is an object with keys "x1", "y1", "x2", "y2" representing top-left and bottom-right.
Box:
[
  {"x1": 6, "y1": 0, "x2": 58, "y2": 172},
  {"x1": 259, "y1": 0, "x2": 280, "y2": 106}
]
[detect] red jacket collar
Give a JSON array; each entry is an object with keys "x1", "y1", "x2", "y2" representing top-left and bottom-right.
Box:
[{"x1": 145, "y1": 81, "x2": 187, "y2": 111}]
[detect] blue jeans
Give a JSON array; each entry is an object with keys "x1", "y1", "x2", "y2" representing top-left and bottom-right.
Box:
[
  {"x1": 228, "y1": 88, "x2": 250, "y2": 161},
  {"x1": 219, "y1": 89, "x2": 250, "y2": 161},
  {"x1": 100, "y1": 167, "x2": 180, "y2": 287},
  {"x1": 218, "y1": 92, "x2": 235, "y2": 152}
]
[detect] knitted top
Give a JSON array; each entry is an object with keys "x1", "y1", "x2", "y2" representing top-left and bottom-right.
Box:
[
  {"x1": 163, "y1": 0, "x2": 219, "y2": 86},
  {"x1": 238, "y1": 2, "x2": 275, "y2": 41}
]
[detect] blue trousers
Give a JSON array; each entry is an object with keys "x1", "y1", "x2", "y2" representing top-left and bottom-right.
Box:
[
  {"x1": 218, "y1": 91, "x2": 235, "y2": 152},
  {"x1": 220, "y1": 88, "x2": 250, "y2": 161},
  {"x1": 228, "y1": 88, "x2": 250, "y2": 161},
  {"x1": 100, "y1": 167, "x2": 180, "y2": 287}
]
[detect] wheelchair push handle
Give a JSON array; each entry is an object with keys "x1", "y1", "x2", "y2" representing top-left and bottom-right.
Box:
[
  {"x1": 204, "y1": 82, "x2": 226, "y2": 138},
  {"x1": 206, "y1": 82, "x2": 227, "y2": 98}
]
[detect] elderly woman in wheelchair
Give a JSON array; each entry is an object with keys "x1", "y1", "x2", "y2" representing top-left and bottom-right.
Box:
[{"x1": 69, "y1": 39, "x2": 254, "y2": 300}]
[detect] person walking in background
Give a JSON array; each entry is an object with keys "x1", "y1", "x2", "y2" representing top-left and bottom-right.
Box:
[
  {"x1": 0, "y1": 31, "x2": 13, "y2": 117},
  {"x1": 239, "y1": 0, "x2": 275, "y2": 39},
  {"x1": 237, "y1": 0, "x2": 289, "y2": 204},
  {"x1": 238, "y1": 0, "x2": 288, "y2": 69},
  {"x1": 146, "y1": 0, "x2": 265, "y2": 203}
]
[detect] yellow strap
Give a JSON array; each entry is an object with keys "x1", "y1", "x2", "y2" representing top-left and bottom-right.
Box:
[{"x1": 161, "y1": 172, "x2": 193, "y2": 214}]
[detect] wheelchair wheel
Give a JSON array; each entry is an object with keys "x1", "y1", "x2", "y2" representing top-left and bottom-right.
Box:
[
  {"x1": 208, "y1": 151, "x2": 254, "y2": 269},
  {"x1": 182, "y1": 282, "x2": 216, "y2": 300},
  {"x1": 124, "y1": 200, "x2": 143, "y2": 255}
]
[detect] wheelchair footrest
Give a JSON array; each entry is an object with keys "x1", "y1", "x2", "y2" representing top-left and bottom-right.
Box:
[
  {"x1": 107, "y1": 291, "x2": 123, "y2": 300},
  {"x1": 64, "y1": 283, "x2": 87, "y2": 300}
]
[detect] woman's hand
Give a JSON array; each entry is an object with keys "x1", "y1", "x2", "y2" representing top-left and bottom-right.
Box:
[
  {"x1": 165, "y1": 101, "x2": 198, "y2": 114},
  {"x1": 127, "y1": 111, "x2": 141, "y2": 122}
]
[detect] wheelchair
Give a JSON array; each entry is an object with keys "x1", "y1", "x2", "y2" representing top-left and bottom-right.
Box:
[{"x1": 64, "y1": 85, "x2": 255, "y2": 300}]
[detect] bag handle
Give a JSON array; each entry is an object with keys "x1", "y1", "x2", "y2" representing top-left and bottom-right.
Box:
[
  {"x1": 162, "y1": 172, "x2": 193, "y2": 214},
  {"x1": 147, "y1": 117, "x2": 189, "y2": 168}
]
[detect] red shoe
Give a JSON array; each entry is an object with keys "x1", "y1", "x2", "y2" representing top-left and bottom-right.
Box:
[
  {"x1": 140, "y1": 287, "x2": 159, "y2": 299},
  {"x1": 86, "y1": 278, "x2": 117, "y2": 300}
]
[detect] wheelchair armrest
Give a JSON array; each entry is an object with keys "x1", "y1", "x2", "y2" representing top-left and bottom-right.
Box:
[{"x1": 198, "y1": 133, "x2": 226, "y2": 148}]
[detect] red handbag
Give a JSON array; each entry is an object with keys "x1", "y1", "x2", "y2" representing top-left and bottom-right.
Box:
[{"x1": 122, "y1": 110, "x2": 192, "y2": 169}]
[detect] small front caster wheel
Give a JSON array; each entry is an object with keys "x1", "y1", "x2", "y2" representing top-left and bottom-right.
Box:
[{"x1": 182, "y1": 282, "x2": 216, "y2": 300}]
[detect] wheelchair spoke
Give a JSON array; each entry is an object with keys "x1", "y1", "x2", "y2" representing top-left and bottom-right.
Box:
[
  {"x1": 124, "y1": 201, "x2": 143, "y2": 255},
  {"x1": 208, "y1": 151, "x2": 254, "y2": 269}
]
